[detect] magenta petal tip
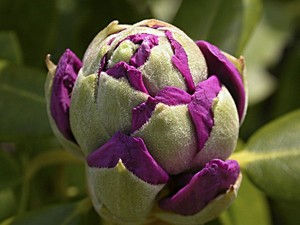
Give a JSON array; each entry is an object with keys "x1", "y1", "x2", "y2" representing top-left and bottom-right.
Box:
[
  {"x1": 196, "y1": 41, "x2": 246, "y2": 122},
  {"x1": 87, "y1": 132, "x2": 169, "y2": 185},
  {"x1": 50, "y1": 49, "x2": 82, "y2": 142},
  {"x1": 159, "y1": 159, "x2": 240, "y2": 215}
]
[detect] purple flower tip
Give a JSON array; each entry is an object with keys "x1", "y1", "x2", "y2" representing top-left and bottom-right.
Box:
[
  {"x1": 126, "y1": 33, "x2": 159, "y2": 67},
  {"x1": 159, "y1": 159, "x2": 240, "y2": 215},
  {"x1": 131, "y1": 86, "x2": 192, "y2": 133},
  {"x1": 131, "y1": 97, "x2": 157, "y2": 133},
  {"x1": 87, "y1": 132, "x2": 169, "y2": 185},
  {"x1": 106, "y1": 61, "x2": 149, "y2": 94},
  {"x1": 50, "y1": 49, "x2": 82, "y2": 142},
  {"x1": 196, "y1": 41, "x2": 246, "y2": 122},
  {"x1": 165, "y1": 30, "x2": 195, "y2": 93},
  {"x1": 155, "y1": 86, "x2": 191, "y2": 106},
  {"x1": 188, "y1": 76, "x2": 222, "y2": 151}
]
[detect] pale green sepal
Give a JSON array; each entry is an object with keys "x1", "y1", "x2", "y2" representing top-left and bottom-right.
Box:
[
  {"x1": 134, "y1": 104, "x2": 197, "y2": 175},
  {"x1": 44, "y1": 55, "x2": 84, "y2": 159},
  {"x1": 82, "y1": 20, "x2": 130, "y2": 76},
  {"x1": 86, "y1": 160, "x2": 165, "y2": 224},
  {"x1": 191, "y1": 86, "x2": 239, "y2": 168},
  {"x1": 155, "y1": 174, "x2": 242, "y2": 225},
  {"x1": 69, "y1": 71, "x2": 110, "y2": 155},
  {"x1": 96, "y1": 73, "x2": 148, "y2": 137}
]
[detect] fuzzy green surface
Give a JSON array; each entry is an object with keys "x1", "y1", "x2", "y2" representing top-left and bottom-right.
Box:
[
  {"x1": 70, "y1": 72, "x2": 147, "y2": 155},
  {"x1": 70, "y1": 72, "x2": 110, "y2": 155},
  {"x1": 87, "y1": 160, "x2": 165, "y2": 224},
  {"x1": 134, "y1": 104, "x2": 197, "y2": 175}
]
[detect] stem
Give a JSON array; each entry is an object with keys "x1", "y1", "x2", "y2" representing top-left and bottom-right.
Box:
[
  {"x1": 229, "y1": 151, "x2": 254, "y2": 169},
  {"x1": 230, "y1": 148, "x2": 300, "y2": 169},
  {"x1": 17, "y1": 177, "x2": 30, "y2": 214}
]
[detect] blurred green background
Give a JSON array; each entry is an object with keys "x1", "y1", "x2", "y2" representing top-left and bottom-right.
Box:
[{"x1": 0, "y1": 0, "x2": 299, "y2": 224}]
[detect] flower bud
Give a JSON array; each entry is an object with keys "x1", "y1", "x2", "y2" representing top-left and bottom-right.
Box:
[{"x1": 45, "y1": 19, "x2": 247, "y2": 224}]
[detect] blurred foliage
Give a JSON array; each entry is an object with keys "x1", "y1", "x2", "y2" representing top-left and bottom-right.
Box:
[{"x1": 0, "y1": 0, "x2": 300, "y2": 224}]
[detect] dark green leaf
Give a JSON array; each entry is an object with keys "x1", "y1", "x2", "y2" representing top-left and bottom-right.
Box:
[
  {"x1": 270, "y1": 200, "x2": 300, "y2": 225},
  {"x1": 0, "y1": 32, "x2": 23, "y2": 64},
  {"x1": 0, "y1": 150, "x2": 20, "y2": 189},
  {"x1": 0, "y1": 63, "x2": 52, "y2": 141},
  {"x1": 0, "y1": 0, "x2": 57, "y2": 68},
  {"x1": 271, "y1": 30, "x2": 300, "y2": 117},
  {"x1": 0, "y1": 188, "x2": 16, "y2": 221},
  {"x1": 173, "y1": 0, "x2": 262, "y2": 54},
  {"x1": 232, "y1": 110, "x2": 300, "y2": 201},
  {"x1": 148, "y1": 0, "x2": 182, "y2": 22},
  {"x1": 51, "y1": 0, "x2": 152, "y2": 61},
  {"x1": 10, "y1": 199, "x2": 93, "y2": 225},
  {"x1": 24, "y1": 150, "x2": 82, "y2": 182}
]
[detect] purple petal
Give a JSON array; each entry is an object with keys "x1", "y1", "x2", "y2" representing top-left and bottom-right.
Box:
[
  {"x1": 196, "y1": 41, "x2": 246, "y2": 122},
  {"x1": 97, "y1": 54, "x2": 108, "y2": 75},
  {"x1": 131, "y1": 87, "x2": 192, "y2": 133},
  {"x1": 50, "y1": 49, "x2": 82, "y2": 142},
  {"x1": 150, "y1": 25, "x2": 164, "y2": 29},
  {"x1": 165, "y1": 30, "x2": 195, "y2": 93},
  {"x1": 155, "y1": 86, "x2": 191, "y2": 106},
  {"x1": 131, "y1": 97, "x2": 157, "y2": 133},
  {"x1": 107, "y1": 36, "x2": 116, "y2": 46},
  {"x1": 87, "y1": 132, "x2": 169, "y2": 185},
  {"x1": 106, "y1": 61, "x2": 149, "y2": 94},
  {"x1": 188, "y1": 76, "x2": 222, "y2": 151},
  {"x1": 159, "y1": 159, "x2": 240, "y2": 215},
  {"x1": 126, "y1": 34, "x2": 159, "y2": 67}
]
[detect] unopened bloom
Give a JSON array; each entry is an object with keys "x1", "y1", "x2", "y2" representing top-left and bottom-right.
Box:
[{"x1": 45, "y1": 19, "x2": 247, "y2": 225}]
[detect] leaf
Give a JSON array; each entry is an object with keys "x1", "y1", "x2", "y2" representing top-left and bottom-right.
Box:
[
  {"x1": 9, "y1": 199, "x2": 92, "y2": 225},
  {"x1": 219, "y1": 173, "x2": 271, "y2": 225},
  {"x1": 0, "y1": 0, "x2": 57, "y2": 68},
  {"x1": 271, "y1": 25, "x2": 300, "y2": 117},
  {"x1": 243, "y1": 17, "x2": 290, "y2": 105},
  {"x1": 0, "y1": 188, "x2": 16, "y2": 221},
  {"x1": 270, "y1": 200, "x2": 300, "y2": 225},
  {"x1": 0, "y1": 150, "x2": 20, "y2": 189},
  {"x1": 24, "y1": 150, "x2": 82, "y2": 182},
  {"x1": 173, "y1": 0, "x2": 262, "y2": 54},
  {"x1": 148, "y1": 0, "x2": 182, "y2": 22},
  {"x1": 231, "y1": 110, "x2": 300, "y2": 201},
  {"x1": 0, "y1": 31, "x2": 23, "y2": 64},
  {"x1": 0, "y1": 62, "x2": 52, "y2": 141},
  {"x1": 52, "y1": 0, "x2": 152, "y2": 61}
]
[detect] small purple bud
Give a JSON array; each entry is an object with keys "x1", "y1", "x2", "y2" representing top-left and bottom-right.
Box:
[
  {"x1": 159, "y1": 159, "x2": 240, "y2": 215},
  {"x1": 87, "y1": 132, "x2": 169, "y2": 185},
  {"x1": 196, "y1": 41, "x2": 246, "y2": 122},
  {"x1": 188, "y1": 76, "x2": 222, "y2": 151},
  {"x1": 50, "y1": 49, "x2": 82, "y2": 142}
]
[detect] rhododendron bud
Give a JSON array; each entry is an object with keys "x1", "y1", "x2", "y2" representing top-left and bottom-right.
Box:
[{"x1": 45, "y1": 19, "x2": 247, "y2": 225}]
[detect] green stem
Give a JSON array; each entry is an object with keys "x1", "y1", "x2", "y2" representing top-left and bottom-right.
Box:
[
  {"x1": 230, "y1": 148, "x2": 300, "y2": 169},
  {"x1": 230, "y1": 150, "x2": 254, "y2": 169},
  {"x1": 17, "y1": 178, "x2": 30, "y2": 214}
]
